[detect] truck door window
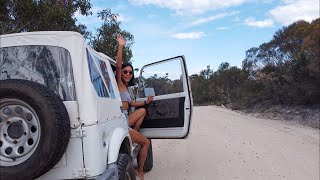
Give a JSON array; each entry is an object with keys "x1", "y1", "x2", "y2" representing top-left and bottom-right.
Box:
[
  {"x1": 98, "y1": 60, "x2": 116, "y2": 99},
  {"x1": 86, "y1": 49, "x2": 110, "y2": 98},
  {"x1": 139, "y1": 58, "x2": 183, "y2": 98}
]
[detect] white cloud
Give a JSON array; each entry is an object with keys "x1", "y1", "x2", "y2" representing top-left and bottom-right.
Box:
[
  {"x1": 129, "y1": 0, "x2": 249, "y2": 15},
  {"x1": 244, "y1": 18, "x2": 274, "y2": 28},
  {"x1": 171, "y1": 32, "x2": 207, "y2": 39},
  {"x1": 116, "y1": 14, "x2": 132, "y2": 22},
  {"x1": 116, "y1": 14, "x2": 125, "y2": 22},
  {"x1": 216, "y1": 26, "x2": 229, "y2": 30},
  {"x1": 188, "y1": 11, "x2": 239, "y2": 27},
  {"x1": 269, "y1": 0, "x2": 319, "y2": 25}
]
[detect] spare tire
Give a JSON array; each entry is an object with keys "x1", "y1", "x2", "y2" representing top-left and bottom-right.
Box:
[{"x1": 0, "y1": 79, "x2": 71, "y2": 180}]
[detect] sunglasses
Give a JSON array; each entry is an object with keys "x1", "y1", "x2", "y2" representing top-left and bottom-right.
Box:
[{"x1": 123, "y1": 70, "x2": 133, "y2": 75}]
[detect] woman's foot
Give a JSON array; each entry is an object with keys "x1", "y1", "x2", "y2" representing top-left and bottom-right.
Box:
[{"x1": 136, "y1": 171, "x2": 144, "y2": 180}]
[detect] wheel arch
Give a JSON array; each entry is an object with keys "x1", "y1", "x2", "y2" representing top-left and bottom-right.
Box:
[
  {"x1": 107, "y1": 127, "x2": 132, "y2": 164},
  {"x1": 119, "y1": 136, "x2": 131, "y2": 156}
]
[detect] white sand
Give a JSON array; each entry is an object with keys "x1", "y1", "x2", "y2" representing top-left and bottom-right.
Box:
[{"x1": 144, "y1": 106, "x2": 320, "y2": 180}]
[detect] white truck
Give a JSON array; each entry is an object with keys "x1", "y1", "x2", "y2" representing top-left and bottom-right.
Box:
[{"x1": 0, "y1": 31, "x2": 193, "y2": 180}]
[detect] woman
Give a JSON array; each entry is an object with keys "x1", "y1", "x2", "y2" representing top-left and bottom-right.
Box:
[{"x1": 116, "y1": 34, "x2": 152, "y2": 180}]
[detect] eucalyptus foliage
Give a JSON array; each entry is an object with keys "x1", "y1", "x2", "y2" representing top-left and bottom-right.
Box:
[
  {"x1": 0, "y1": 1, "x2": 135, "y2": 62},
  {"x1": 0, "y1": 0, "x2": 91, "y2": 36},
  {"x1": 191, "y1": 19, "x2": 320, "y2": 107},
  {"x1": 91, "y1": 9, "x2": 134, "y2": 63}
]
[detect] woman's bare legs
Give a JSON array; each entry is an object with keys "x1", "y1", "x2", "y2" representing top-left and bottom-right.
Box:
[
  {"x1": 129, "y1": 129, "x2": 150, "y2": 180},
  {"x1": 129, "y1": 108, "x2": 146, "y2": 131}
]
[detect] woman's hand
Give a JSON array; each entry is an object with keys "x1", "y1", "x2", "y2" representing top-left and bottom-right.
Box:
[
  {"x1": 117, "y1": 34, "x2": 126, "y2": 47},
  {"x1": 146, "y1": 96, "x2": 154, "y2": 105}
]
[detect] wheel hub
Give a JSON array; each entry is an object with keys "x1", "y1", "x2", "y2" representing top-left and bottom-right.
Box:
[
  {"x1": 7, "y1": 122, "x2": 24, "y2": 139},
  {"x1": 0, "y1": 99, "x2": 41, "y2": 166}
]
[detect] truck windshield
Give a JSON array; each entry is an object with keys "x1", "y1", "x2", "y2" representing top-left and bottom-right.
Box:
[{"x1": 0, "y1": 45, "x2": 76, "y2": 101}]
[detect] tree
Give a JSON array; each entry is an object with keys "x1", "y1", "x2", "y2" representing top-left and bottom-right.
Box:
[
  {"x1": 190, "y1": 73, "x2": 210, "y2": 104},
  {"x1": 199, "y1": 65, "x2": 212, "y2": 79},
  {"x1": 0, "y1": 0, "x2": 92, "y2": 35},
  {"x1": 92, "y1": 9, "x2": 134, "y2": 62},
  {"x1": 303, "y1": 19, "x2": 320, "y2": 80},
  {"x1": 0, "y1": 2, "x2": 135, "y2": 62},
  {"x1": 241, "y1": 18, "x2": 320, "y2": 105}
]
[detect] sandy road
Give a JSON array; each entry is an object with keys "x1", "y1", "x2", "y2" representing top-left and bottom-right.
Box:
[{"x1": 144, "y1": 106, "x2": 319, "y2": 180}]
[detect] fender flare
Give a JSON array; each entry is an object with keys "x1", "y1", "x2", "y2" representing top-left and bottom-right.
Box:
[{"x1": 107, "y1": 127, "x2": 132, "y2": 164}]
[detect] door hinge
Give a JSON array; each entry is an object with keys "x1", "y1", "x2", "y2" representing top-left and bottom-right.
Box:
[
  {"x1": 73, "y1": 168, "x2": 90, "y2": 178},
  {"x1": 71, "y1": 129, "x2": 86, "y2": 138}
]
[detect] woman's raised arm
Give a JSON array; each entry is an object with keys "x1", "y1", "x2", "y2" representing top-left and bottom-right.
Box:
[{"x1": 116, "y1": 34, "x2": 126, "y2": 84}]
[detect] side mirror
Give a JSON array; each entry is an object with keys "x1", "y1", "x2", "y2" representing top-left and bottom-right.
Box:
[{"x1": 144, "y1": 87, "x2": 155, "y2": 97}]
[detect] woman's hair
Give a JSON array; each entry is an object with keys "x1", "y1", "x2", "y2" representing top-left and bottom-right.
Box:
[{"x1": 122, "y1": 62, "x2": 135, "y2": 86}]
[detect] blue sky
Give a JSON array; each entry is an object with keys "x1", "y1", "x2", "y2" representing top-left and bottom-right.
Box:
[{"x1": 76, "y1": 0, "x2": 319, "y2": 75}]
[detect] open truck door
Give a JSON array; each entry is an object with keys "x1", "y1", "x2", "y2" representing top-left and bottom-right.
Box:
[{"x1": 136, "y1": 56, "x2": 193, "y2": 138}]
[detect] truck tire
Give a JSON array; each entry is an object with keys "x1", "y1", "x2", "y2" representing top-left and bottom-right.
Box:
[
  {"x1": 117, "y1": 153, "x2": 136, "y2": 180},
  {"x1": 143, "y1": 139, "x2": 153, "y2": 172},
  {"x1": 0, "y1": 79, "x2": 70, "y2": 180}
]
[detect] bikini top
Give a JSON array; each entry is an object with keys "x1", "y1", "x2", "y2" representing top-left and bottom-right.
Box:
[{"x1": 120, "y1": 89, "x2": 132, "y2": 102}]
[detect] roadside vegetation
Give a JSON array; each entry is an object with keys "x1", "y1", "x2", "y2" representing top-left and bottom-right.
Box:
[
  {"x1": 191, "y1": 19, "x2": 320, "y2": 108},
  {"x1": 190, "y1": 19, "x2": 320, "y2": 128}
]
